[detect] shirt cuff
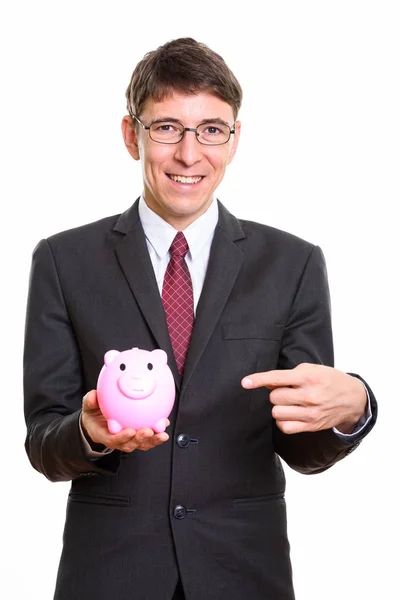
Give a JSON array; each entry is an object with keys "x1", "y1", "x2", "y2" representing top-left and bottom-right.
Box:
[{"x1": 333, "y1": 384, "x2": 372, "y2": 438}]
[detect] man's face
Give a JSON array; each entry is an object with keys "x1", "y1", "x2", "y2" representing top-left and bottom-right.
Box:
[{"x1": 122, "y1": 91, "x2": 241, "y2": 229}]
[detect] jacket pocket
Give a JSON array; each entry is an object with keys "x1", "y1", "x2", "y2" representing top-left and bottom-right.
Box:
[
  {"x1": 68, "y1": 491, "x2": 131, "y2": 507},
  {"x1": 233, "y1": 492, "x2": 285, "y2": 509},
  {"x1": 222, "y1": 323, "x2": 284, "y2": 341}
]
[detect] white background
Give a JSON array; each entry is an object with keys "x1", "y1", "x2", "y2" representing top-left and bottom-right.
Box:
[{"x1": 1, "y1": 1, "x2": 399, "y2": 598}]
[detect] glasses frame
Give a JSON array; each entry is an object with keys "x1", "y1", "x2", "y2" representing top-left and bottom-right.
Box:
[{"x1": 128, "y1": 110, "x2": 236, "y2": 146}]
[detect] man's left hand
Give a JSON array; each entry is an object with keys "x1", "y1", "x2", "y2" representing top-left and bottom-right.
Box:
[{"x1": 241, "y1": 364, "x2": 367, "y2": 435}]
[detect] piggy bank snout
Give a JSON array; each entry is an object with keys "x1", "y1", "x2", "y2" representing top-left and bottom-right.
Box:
[{"x1": 117, "y1": 369, "x2": 157, "y2": 399}]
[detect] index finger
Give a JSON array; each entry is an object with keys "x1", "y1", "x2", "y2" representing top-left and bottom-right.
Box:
[{"x1": 241, "y1": 369, "x2": 303, "y2": 390}]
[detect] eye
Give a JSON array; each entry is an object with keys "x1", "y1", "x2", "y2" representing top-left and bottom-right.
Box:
[
  {"x1": 147, "y1": 363, "x2": 153, "y2": 370},
  {"x1": 119, "y1": 364, "x2": 126, "y2": 371},
  {"x1": 154, "y1": 122, "x2": 180, "y2": 133},
  {"x1": 204, "y1": 125, "x2": 223, "y2": 135},
  {"x1": 198, "y1": 123, "x2": 230, "y2": 143}
]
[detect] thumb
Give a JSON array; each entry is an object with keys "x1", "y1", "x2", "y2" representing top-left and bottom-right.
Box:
[{"x1": 83, "y1": 389, "x2": 99, "y2": 411}]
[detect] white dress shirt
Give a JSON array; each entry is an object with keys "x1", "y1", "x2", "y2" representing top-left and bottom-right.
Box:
[{"x1": 138, "y1": 195, "x2": 218, "y2": 314}]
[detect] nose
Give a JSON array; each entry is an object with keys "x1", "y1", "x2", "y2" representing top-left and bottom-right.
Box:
[
  {"x1": 173, "y1": 129, "x2": 203, "y2": 167},
  {"x1": 130, "y1": 372, "x2": 144, "y2": 380}
]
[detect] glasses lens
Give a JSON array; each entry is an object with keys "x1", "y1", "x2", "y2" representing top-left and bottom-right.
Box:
[
  {"x1": 149, "y1": 122, "x2": 183, "y2": 143},
  {"x1": 197, "y1": 123, "x2": 231, "y2": 145}
]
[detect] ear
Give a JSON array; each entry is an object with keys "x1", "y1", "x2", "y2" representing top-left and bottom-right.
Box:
[
  {"x1": 227, "y1": 120, "x2": 241, "y2": 165},
  {"x1": 121, "y1": 115, "x2": 140, "y2": 161},
  {"x1": 151, "y1": 349, "x2": 168, "y2": 364},
  {"x1": 104, "y1": 350, "x2": 120, "y2": 366}
]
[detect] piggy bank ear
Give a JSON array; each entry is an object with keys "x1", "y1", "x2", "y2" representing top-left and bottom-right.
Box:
[
  {"x1": 151, "y1": 349, "x2": 168, "y2": 364},
  {"x1": 104, "y1": 350, "x2": 120, "y2": 366}
]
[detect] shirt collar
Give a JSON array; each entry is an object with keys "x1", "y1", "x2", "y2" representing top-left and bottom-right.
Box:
[{"x1": 138, "y1": 196, "x2": 219, "y2": 260}]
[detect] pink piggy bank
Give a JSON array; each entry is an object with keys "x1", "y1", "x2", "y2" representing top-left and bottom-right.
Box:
[{"x1": 96, "y1": 347, "x2": 175, "y2": 434}]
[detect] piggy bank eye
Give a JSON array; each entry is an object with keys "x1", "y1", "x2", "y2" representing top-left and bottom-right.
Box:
[
  {"x1": 147, "y1": 363, "x2": 153, "y2": 370},
  {"x1": 119, "y1": 364, "x2": 126, "y2": 371}
]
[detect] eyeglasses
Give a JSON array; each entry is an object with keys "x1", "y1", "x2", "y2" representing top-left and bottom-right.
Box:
[{"x1": 129, "y1": 111, "x2": 236, "y2": 146}]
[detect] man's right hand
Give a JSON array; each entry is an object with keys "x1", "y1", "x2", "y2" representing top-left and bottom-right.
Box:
[{"x1": 81, "y1": 390, "x2": 170, "y2": 453}]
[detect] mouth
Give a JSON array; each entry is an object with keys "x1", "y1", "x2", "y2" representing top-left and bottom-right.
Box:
[{"x1": 166, "y1": 174, "x2": 204, "y2": 185}]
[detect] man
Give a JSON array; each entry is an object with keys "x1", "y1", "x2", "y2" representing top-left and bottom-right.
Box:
[{"x1": 24, "y1": 38, "x2": 377, "y2": 600}]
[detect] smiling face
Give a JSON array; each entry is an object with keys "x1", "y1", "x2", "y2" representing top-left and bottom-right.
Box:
[{"x1": 121, "y1": 91, "x2": 241, "y2": 229}]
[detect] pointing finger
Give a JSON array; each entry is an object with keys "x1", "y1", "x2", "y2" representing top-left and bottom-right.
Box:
[{"x1": 241, "y1": 369, "x2": 304, "y2": 390}]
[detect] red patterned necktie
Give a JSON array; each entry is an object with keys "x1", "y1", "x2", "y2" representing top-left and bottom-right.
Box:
[{"x1": 162, "y1": 232, "x2": 194, "y2": 375}]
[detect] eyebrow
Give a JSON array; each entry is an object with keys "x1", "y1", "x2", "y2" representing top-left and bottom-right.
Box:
[{"x1": 150, "y1": 117, "x2": 232, "y2": 127}]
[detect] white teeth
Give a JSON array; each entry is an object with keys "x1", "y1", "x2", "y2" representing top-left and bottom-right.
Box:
[{"x1": 169, "y1": 174, "x2": 202, "y2": 184}]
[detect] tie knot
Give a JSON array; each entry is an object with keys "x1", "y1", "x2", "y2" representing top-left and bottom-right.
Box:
[{"x1": 169, "y1": 231, "x2": 189, "y2": 258}]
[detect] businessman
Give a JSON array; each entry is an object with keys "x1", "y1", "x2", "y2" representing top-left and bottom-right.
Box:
[{"x1": 24, "y1": 38, "x2": 377, "y2": 600}]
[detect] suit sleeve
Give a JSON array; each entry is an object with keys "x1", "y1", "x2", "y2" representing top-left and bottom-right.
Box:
[
  {"x1": 23, "y1": 239, "x2": 121, "y2": 482},
  {"x1": 272, "y1": 245, "x2": 377, "y2": 474}
]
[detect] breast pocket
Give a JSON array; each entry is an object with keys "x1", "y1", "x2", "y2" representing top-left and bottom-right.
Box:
[
  {"x1": 221, "y1": 322, "x2": 284, "y2": 375},
  {"x1": 222, "y1": 323, "x2": 284, "y2": 341}
]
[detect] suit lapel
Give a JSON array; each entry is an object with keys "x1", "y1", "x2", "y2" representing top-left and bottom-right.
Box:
[
  {"x1": 113, "y1": 200, "x2": 180, "y2": 385},
  {"x1": 181, "y1": 202, "x2": 245, "y2": 396}
]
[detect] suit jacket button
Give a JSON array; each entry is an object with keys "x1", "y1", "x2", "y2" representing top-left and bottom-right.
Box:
[
  {"x1": 176, "y1": 434, "x2": 190, "y2": 448},
  {"x1": 173, "y1": 505, "x2": 187, "y2": 519}
]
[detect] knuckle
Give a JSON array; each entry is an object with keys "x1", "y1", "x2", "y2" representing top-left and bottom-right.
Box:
[
  {"x1": 296, "y1": 362, "x2": 308, "y2": 371},
  {"x1": 120, "y1": 441, "x2": 137, "y2": 452},
  {"x1": 279, "y1": 421, "x2": 293, "y2": 434},
  {"x1": 309, "y1": 407, "x2": 322, "y2": 423},
  {"x1": 271, "y1": 388, "x2": 285, "y2": 403},
  {"x1": 306, "y1": 389, "x2": 318, "y2": 406},
  {"x1": 304, "y1": 372, "x2": 318, "y2": 386},
  {"x1": 269, "y1": 389, "x2": 278, "y2": 404}
]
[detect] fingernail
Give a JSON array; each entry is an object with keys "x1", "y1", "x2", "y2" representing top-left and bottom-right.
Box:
[{"x1": 242, "y1": 378, "x2": 253, "y2": 388}]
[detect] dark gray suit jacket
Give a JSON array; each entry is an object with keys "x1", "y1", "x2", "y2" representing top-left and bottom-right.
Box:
[{"x1": 23, "y1": 200, "x2": 377, "y2": 600}]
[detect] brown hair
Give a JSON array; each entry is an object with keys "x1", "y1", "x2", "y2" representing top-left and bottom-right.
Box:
[{"x1": 125, "y1": 37, "x2": 243, "y2": 120}]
